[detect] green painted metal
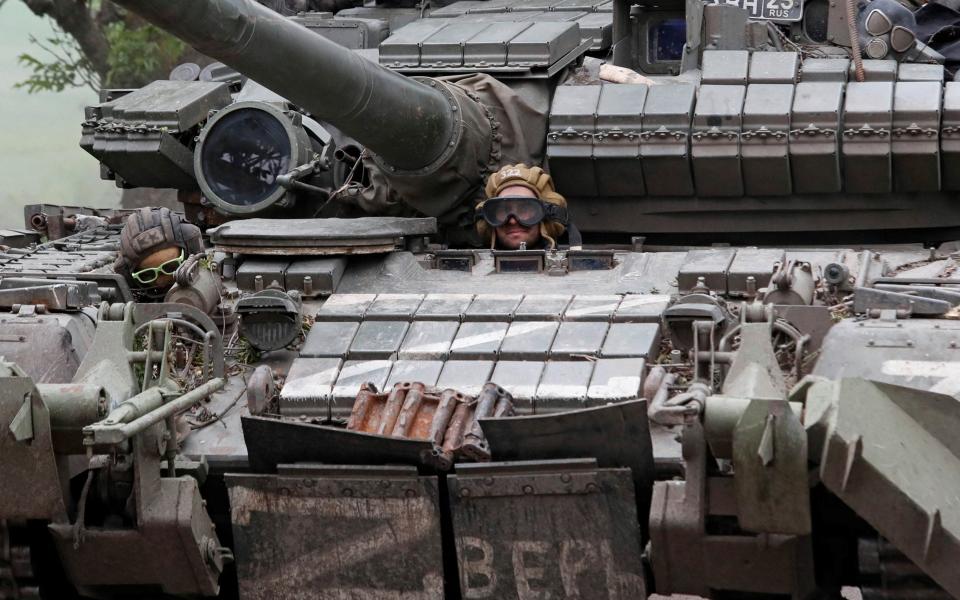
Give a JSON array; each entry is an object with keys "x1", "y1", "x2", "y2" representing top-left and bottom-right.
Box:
[
  {"x1": 807, "y1": 378, "x2": 960, "y2": 597},
  {"x1": 733, "y1": 398, "x2": 811, "y2": 535}
]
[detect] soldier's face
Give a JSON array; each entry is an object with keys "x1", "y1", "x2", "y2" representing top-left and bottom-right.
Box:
[
  {"x1": 494, "y1": 186, "x2": 542, "y2": 249},
  {"x1": 135, "y1": 246, "x2": 182, "y2": 288}
]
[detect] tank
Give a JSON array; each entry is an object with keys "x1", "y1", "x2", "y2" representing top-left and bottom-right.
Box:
[{"x1": 2, "y1": 0, "x2": 960, "y2": 597}]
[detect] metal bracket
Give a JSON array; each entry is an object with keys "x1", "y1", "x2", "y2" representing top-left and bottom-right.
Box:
[
  {"x1": 843, "y1": 124, "x2": 890, "y2": 138},
  {"x1": 789, "y1": 124, "x2": 837, "y2": 138},
  {"x1": 640, "y1": 126, "x2": 688, "y2": 141},
  {"x1": 892, "y1": 124, "x2": 938, "y2": 138},
  {"x1": 691, "y1": 126, "x2": 739, "y2": 141},
  {"x1": 741, "y1": 126, "x2": 787, "y2": 141}
]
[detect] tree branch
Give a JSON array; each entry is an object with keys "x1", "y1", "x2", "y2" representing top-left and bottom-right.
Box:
[{"x1": 20, "y1": 0, "x2": 110, "y2": 77}]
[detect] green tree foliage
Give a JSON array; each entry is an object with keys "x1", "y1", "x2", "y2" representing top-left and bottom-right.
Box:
[
  {"x1": 16, "y1": 27, "x2": 100, "y2": 92},
  {"x1": 103, "y1": 21, "x2": 185, "y2": 87},
  {"x1": 15, "y1": 1, "x2": 187, "y2": 93}
]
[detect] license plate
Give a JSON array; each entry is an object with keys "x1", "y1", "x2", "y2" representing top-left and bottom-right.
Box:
[{"x1": 704, "y1": 0, "x2": 803, "y2": 22}]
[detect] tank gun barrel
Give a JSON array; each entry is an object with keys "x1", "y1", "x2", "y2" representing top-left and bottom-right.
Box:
[{"x1": 109, "y1": 0, "x2": 456, "y2": 172}]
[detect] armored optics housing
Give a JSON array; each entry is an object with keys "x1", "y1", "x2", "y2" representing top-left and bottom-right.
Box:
[{"x1": 195, "y1": 101, "x2": 313, "y2": 216}]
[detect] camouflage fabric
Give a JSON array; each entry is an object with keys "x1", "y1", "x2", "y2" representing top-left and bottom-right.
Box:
[{"x1": 116, "y1": 207, "x2": 204, "y2": 277}]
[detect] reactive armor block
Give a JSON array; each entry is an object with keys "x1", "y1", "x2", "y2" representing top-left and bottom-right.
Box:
[{"x1": 843, "y1": 81, "x2": 894, "y2": 194}]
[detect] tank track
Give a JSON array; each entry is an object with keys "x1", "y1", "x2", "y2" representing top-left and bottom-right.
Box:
[
  {"x1": 0, "y1": 522, "x2": 39, "y2": 600},
  {"x1": 858, "y1": 537, "x2": 950, "y2": 600}
]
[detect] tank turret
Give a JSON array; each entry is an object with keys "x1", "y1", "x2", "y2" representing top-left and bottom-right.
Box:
[
  {"x1": 112, "y1": 0, "x2": 456, "y2": 172},
  {"x1": 101, "y1": 0, "x2": 528, "y2": 225},
  {"x1": 94, "y1": 0, "x2": 960, "y2": 243}
]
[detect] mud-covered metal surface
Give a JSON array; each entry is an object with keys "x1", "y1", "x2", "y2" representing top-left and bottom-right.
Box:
[
  {"x1": 449, "y1": 460, "x2": 647, "y2": 599},
  {"x1": 227, "y1": 465, "x2": 445, "y2": 599}
]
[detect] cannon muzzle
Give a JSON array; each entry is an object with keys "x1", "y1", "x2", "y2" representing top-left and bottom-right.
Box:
[{"x1": 110, "y1": 0, "x2": 456, "y2": 173}]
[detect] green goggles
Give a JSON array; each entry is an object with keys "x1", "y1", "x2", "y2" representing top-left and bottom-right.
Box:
[{"x1": 131, "y1": 249, "x2": 185, "y2": 285}]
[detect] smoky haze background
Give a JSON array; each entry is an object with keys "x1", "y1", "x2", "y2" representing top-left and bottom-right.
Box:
[{"x1": 0, "y1": 1, "x2": 120, "y2": 229}]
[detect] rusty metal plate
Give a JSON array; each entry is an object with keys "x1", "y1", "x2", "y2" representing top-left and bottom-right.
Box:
[
  {"x1": 347, "y1": 381, "x2": 513, "y2": 469},
  {"x1": 448, "y1": 460, "x2": 646, "y2": 599},
  {"x1": 227, "y1": 466, "x2": 444, "y2": 599}
]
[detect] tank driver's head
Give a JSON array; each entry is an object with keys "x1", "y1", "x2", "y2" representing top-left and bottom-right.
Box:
[{"x1": 116, "y1": 207, "x2": 205, "y2": 293}]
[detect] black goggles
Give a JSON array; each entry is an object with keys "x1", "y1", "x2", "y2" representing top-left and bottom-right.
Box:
[{"x1": 476, "y1": 196, "x2": 568, "y2": 228}]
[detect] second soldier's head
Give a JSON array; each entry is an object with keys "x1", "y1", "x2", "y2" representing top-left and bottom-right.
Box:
[{"x1": 476, "y1": 164, "x2": 568, "y2": 250}]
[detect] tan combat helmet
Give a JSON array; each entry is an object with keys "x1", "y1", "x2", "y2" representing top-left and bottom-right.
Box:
[{"x1": 477, "y1": 164, "x2": 568, "y2": 249}]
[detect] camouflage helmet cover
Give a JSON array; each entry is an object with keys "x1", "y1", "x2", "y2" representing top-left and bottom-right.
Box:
[{"x1": 117, "y1": 207, "x2": 204, "y2": 274}]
